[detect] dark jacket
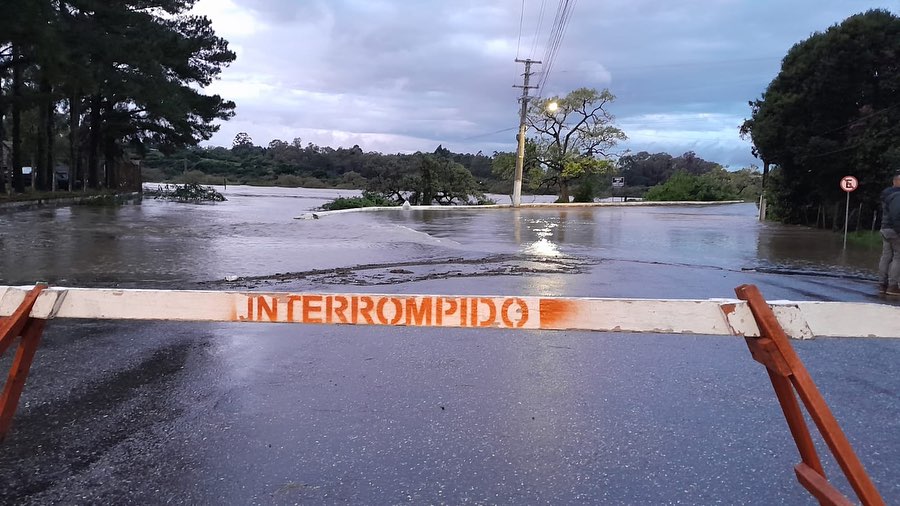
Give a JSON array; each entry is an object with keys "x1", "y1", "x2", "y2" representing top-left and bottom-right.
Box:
[{"x1": 884, "y1": 187, "x2": 900, "y2": 231}]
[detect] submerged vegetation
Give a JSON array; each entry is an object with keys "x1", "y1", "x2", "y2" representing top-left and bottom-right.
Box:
[
  {"x1": 321, "y1": 191, "x2": 398, "y2": 211},
  {"x1": 144, "y1": 183, "x2": 226, "y2": 203}
]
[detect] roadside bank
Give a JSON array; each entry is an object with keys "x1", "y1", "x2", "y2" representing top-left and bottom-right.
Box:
[{"x1": 0, "y1": 192, "x2": 142, "y2": 213}]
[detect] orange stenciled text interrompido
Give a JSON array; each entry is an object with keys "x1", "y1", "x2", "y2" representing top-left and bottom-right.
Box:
[{"x1": 234, "y1": 294, "x2": 531, "y2": 328}]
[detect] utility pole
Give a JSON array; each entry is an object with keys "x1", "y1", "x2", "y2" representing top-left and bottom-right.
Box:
[
  {"x1": 512, "y1": 58, "x2": 540, "y2": 207},
  {"x1": 759, "y1": 161, "x2": 769, "y2": 221}
]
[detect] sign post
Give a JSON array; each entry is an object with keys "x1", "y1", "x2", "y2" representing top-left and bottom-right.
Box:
[
  {"x1": 612, "y1": 177, "x2": 625, "y2": 202},
  {"x1": 840, "y1": 176, "x2": 858, "y2": 250}
]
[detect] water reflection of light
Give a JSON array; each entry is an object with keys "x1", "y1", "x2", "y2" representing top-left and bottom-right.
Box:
[
  {"x1": 531, "y1": 220, "x2": 558, "y2": 238},
  {"x1": 522, "y1": 219, "x2": 562, "y2": 256},
  {"x1": 525, "y1": 237, "x2": 561, "y2": 257}
]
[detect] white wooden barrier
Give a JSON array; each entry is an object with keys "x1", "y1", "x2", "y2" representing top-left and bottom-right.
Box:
[{"x1": 1, "y1": 286, "x2": 898, "y2": 339}]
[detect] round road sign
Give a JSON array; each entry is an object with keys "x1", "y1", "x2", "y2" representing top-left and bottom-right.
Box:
[{"x1": 840, "y1": 176, "x2": 858, "y2": 192}]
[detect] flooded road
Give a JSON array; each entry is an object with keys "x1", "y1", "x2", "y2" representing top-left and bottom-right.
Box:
[
  {"x1": 0, "y1": 185, "x2": 883, "y2": 291},
  {"x1": 1, "y1": 186, "x2": 898, "y2": 504}
]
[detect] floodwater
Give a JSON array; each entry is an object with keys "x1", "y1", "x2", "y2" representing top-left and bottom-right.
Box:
[
  {"x1": 1, "y1": 185, "x2": 898, "y2": 505},
  {"x1": 0, "y1": 185, "x2": 883, "y2": 289}
]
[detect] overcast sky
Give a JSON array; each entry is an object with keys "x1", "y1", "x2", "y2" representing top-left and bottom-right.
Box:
[{"x1": 190, "y1": 0, "x2": 898, "y2": 168}]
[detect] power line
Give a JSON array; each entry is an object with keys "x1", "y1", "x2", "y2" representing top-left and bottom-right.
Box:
[
  {"x1": 543, "y1": 55, "x2": 782, "y2": 75},
  {"x1": 536, "y1": 0, "x2": 578, "y2": 93},
  {"x1": 515, "y1": 0, "x2": 526, "y2": 59},
  {"x1": 545, "y1": 0, "x2": 577, "y2": 90},
  {"x1": 538, "y1": 0, "x2": 567, "y2": 89},
  {"x1": 460, "y1": 126, "x2": 518, "y2": 141},
  {"x1": 529, "y1": 0, "x2": 548, "y2": 59}
]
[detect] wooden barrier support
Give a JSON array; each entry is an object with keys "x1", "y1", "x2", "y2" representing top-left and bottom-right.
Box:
[
  {"x1": 0, "y1": 286, "x2": 47, "y2": 442},
  {"x1": 736, "y1": 284, "x2": 885, "y2": 506}
]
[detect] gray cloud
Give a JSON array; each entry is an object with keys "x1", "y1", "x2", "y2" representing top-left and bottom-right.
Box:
[{"x1": 193, "y1": 0, "x2": 897, "y2": 166}]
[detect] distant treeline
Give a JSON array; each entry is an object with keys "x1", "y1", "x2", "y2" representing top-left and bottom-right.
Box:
[
  {"x1": 143, "y1": 138, "x2": 510, "y2": 194},
  {"x1": 143, "y1": 134, "x2": 761, "y2": 204}
]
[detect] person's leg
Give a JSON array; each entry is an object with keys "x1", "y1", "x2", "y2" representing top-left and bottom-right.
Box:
[
  {"x1": 879, "y1": 229, "x2": 894, "y2": 291},
  {"x1": 889, "y1": 230, "x2": 900, "y2": 291}
]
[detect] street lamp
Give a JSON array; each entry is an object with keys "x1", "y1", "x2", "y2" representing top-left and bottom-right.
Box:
[{"x1": 513, "y1": 98, "x2": 561, "y2": 207}]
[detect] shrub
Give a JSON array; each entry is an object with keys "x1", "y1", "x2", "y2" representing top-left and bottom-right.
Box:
[
  {"x1": 644, "y1": 171, "x2": 737, "y2": 201},
  {"x1": 321, "y1": 191, "x2": 398, "y2": 211},
  {"x1": 147, "y1": 183, "x2": 226, "y2": 202}
]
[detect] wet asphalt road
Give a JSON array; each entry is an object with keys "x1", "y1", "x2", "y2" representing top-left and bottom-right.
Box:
[{"x1": 1, "y1": 188, "x2": 899, "y2": 504}]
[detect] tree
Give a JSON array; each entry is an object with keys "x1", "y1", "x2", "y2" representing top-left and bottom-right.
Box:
[
  {"x1": 268, "y1": 139, "x2": 288, "y2": 150},
  {"x1": 644, "y1": 169, "x2": 737, "y2": 202},
  {"x1": 427, "y1": 156, "x2": 485, "y2": 205},
  {"x1": 365, "y1": 153, "x2": 485, "y2": 205},
  {"x1": 142, "y1": 142, "x2": 516, "y2": 193},
  {"x1": 741, "y1": 9, "x2": 900, "y2": 224},
  {"x1": 528, "y1": 87, "x2": 626, "y2": 202},
  {"x1": 232, "y1": 132, "x2": 253, "y2": 148},
  {"x1": 617, "y1": 151, "x2": 720, "y2": 188},
  {"x1": 0, "y1": 0, "x2": 235, "y2": 193},
  {"x1": 617, "y1": 151, "x2": 674, "y2": 187},
  {"x1": 725, "y1": 166, "x2": 764, "y2": 201}
]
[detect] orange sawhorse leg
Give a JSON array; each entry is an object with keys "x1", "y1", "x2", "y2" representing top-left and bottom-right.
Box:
[
  {"x1": 735, "y1": 284, "x2": 885, "y2": 506},
  {"x1": 0, "y1": 286, "x2": 47, "y2": 442}
]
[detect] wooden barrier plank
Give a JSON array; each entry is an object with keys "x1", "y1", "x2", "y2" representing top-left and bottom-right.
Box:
[
  {"x1": 790, "y1": 302, "x2": 899, "y2": 339},
  {"x1": 3, "y1": 287, "x2": 758, "y2": 336},
  {"x1": 1, "y1": 286, "x2": 899, "y2": 339}
]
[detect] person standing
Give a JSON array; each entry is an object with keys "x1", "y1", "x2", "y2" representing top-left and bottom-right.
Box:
[{"x1": 879, "y1": 173, "x2": 900, "y2": 295}]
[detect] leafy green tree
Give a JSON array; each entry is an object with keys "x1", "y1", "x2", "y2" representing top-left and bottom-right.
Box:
[
  {"x1": 725, "y1": 167, "x2": 763, "y2": 201},
  {"x1": 428, "y1": 156, "x2": 485, "y2": 205},
  {"x1": 528, "y1": 88, "x2": 626, "y2": 202},
  {"x1": 741, "y1": 9, "x2": 900, "y2": 223},
  {"x1": 644, "y1": 169, "x2": 738, "y2": 202},
  {"x1": 364, "y1": 153, "x2": 484, "y2": 205}
]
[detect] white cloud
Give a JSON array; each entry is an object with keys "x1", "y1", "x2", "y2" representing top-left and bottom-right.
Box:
[
  {"x1": 190, "y1": 0, "x2": 897, "y2": 167},
  {"x1": 191, "y1": 0, "x2": 266, "y2": 38}
]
